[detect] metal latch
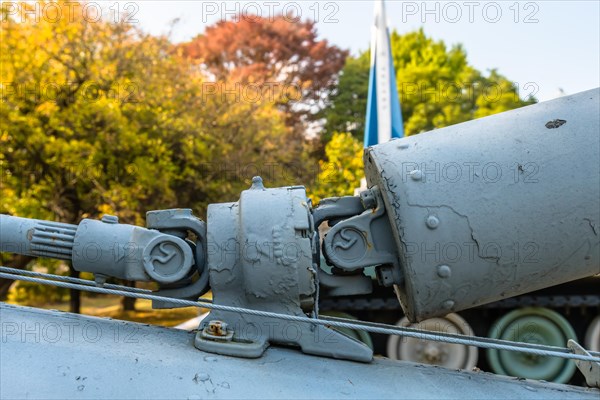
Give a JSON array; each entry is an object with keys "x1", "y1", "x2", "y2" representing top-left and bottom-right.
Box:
[{"x1": 567, "y1": 339, "x2": 600, "y2": 388}]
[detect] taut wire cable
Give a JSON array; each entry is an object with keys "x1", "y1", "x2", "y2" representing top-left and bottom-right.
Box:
[{"x1": 0, "y1": 267, "x2": 598, "y2": 363}]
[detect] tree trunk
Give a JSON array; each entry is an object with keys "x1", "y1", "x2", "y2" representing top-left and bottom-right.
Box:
[
  {"x1": 69, "y1": 266, "x2": 81, "y2": 313},
  {"x1": 0, "y1": 255, "x2": 34, "y2": 300},
  {"x1": 121, "y1": 280, "x2": 137, "y2": 311}
]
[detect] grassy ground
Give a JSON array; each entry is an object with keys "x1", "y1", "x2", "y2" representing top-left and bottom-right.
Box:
[{"x1": 8, "y1": 295, "x2": 206, "y2": 327}]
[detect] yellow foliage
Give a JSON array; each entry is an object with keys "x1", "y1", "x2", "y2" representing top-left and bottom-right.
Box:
[
  {"x1": 97, "y1": 203, "x2": 115, "y2": 217},
  {"x1": 310, "y1": 132, "x2": 364, "y2": 204}
]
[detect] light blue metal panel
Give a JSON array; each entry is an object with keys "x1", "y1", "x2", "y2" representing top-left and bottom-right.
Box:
[
  {"x1": 364, "y1": 0, "x2": 403, "y2": 147},
  {"x1": 1, "y1": 304, "x2": 597, "y2": 399}
]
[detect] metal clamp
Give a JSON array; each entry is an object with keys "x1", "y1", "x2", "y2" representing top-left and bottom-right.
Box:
[
  {"x1": 568, "y1": 340, "x2": 600, "y2": 388},
  {"x1": 145, "y1": 209, "x2": 210, "y2": 307},
  {"x1": 322, "y1": 187, "x2": 402, "y2": 286}
]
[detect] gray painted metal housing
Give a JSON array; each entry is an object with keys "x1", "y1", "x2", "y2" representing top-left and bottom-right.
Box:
[
  {"x1": 365, "y1": 88, "x2": 600, "y2": 321},
  {"x1": 200, "y1": 181, "x2": 372, "y2": 361},
  {"x1": 1, "y1": 303, "x2": 598, "y2": 399}
]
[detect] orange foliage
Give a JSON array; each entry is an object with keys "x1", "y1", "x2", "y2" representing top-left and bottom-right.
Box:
[{"x1": 179, "y1": 16, "x2": 348, "y2": 126}]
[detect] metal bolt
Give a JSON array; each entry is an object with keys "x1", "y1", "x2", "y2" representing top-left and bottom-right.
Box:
[
  {"x1": 360, "y1": 189, "x2": 377, "y2": 209},
  {"x1": 442, "y1": 300, "x2": 455, "y2": 310},
  {"x1": 94, "y1": 274, "x2": 108, "y2": 286},
  {"x1": 207, "y1": 320, "x2": 229, "y2": 337},
  {"x1": 409, "y1": 170, "x2": 423, "y2": 181},
  {"x1": 250, "y1": 176, "x2": 265, "y2": 190},
  {"x1": 437, "y1": 265, "x2": 451, "y2": 278},
  {"x1": 426, "y1": 215, "x2": 439, "y2": 229},
  {"x1": 101, "y1": 214, "x2": 119, "y2": 224}
]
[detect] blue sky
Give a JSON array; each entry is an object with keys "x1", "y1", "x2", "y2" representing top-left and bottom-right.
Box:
[{"x1": 134, "y1": 1, "x2": 600, "y2": 101}]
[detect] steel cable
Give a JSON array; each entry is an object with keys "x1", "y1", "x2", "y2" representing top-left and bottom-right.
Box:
[{"x1": 1, "y1": 268, "x2": 598, "y2": 363}]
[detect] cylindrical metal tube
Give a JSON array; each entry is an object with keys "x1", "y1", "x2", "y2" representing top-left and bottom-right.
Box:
[
  {"x1": 0, "y1": 215, "x2": 76, "y2": 260},
  {"x1": 0, "y1": 214, "x2": 194, "y2": 284},
  {"x1": 365, "y1": 88, "x2": 600, "y2": 321}
]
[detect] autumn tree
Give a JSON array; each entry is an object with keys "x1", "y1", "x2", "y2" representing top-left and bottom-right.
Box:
[
  {"x1": 179, "y1": 16, "x2": 348, "y2": 129},
  {"x1": 309, "y1": 132, "x2": 363, "y2": 204},
  {"x1": 1, "y1": 1, "x2": 196, "y2": 311},
  {"x1": 321, "y1": 29, "x2": 536, "y2": 142},
  {"x1": 0, "y1": 1, "x2": 302, "y2": 310}
]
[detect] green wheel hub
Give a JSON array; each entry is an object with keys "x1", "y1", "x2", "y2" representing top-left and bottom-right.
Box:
[
  {"x1": 487, "y1": 307, "x2": 577, "y2": 383},
  {"x1": 319, "y1": 311, "x2": 374, "y2": 350},
  {"x1": 585, "y1": 316, "x2": 600, "y2": 352},
  {"x1": 387, "y1": 313, "x2": 478, "y2": 370}
]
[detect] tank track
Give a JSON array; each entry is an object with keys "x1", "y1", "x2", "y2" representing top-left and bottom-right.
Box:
[{"x1": 320, "y1": 295, "x2": 600, "y2": 312}]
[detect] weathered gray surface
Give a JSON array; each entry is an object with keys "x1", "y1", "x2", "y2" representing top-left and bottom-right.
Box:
[
  {"x1": 203, "y1": 181, "x2": 371, "y2": 361},
  {"x1": 365, "y1": 88, "x2": 600, "y2": 321},
  {"x1": 1, "y1": 303, "x2": 598, "y2": 399}
]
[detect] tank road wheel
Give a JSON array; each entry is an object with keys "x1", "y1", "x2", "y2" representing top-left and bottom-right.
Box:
[
  {"x1": 487, "y1": 307, "x2": 577, "y2": 383},
  {"x1": 386, "y1": 313, "x2": 478, "y2": 370},
  {"x1": 319, "y1": 311, "x2": 374, "y2": 350},
  {"x1": 585, "y1": 316, "x2": 600, "y2": 352}
]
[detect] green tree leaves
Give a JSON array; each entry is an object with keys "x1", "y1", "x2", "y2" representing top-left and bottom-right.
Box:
[
  {"x1": 310, "y1": 132, "x2": 363, "y2": 203},
  {"x1": 321, "y1": 29, "x2": 536, "y2": 142}
]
